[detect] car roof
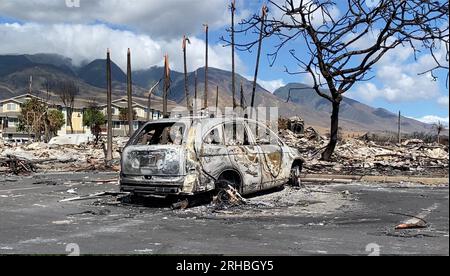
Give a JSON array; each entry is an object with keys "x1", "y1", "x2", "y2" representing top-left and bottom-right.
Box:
[{"x1": 141, "y1": 116, "x2": 269, "y2": 136}]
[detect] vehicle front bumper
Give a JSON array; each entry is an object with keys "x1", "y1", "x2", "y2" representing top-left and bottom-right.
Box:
[{"x1": 120, "y1": 174, "x2": 201, "y2": 196}]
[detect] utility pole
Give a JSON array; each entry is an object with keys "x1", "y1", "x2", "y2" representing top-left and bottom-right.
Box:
[
  {"x1": 231, "y1": 0, "x2": 237, "y2": 109},
  {"x1": 398, "y1": 111, "x2": 401, "y2": 144},
  {"x1": 437, "y1": 121, "x2": 442, "y2": 144},
  {"x1": 215, "y1": 85, "x2": 219, "y2": 112},
  {"x1": 106, "y1": 49, "x2": 113, "y2": 161},
  {"x1": 147, "y1": 80, "x2": 161, "y2": 121},
  {"x1": 204, "y1": 24, "x2": 209, "y2": 110},
  {"x1": 194, "y1": 70, "x2": 198, "y2": 115},
  {"x1": 127, "y1": 48, "x2": 134, "y2": 137},
  {"x1": 251, "y1": 4, "x2": 267, "y2": 109},
  {"x1": 240, "y1": 81, "x2": 245, "y2": 108},
  {"x1": 182, "y1": 35, "x2": 191, "y2": 112},
  {"x1": 163, "y1": 55, "x2": 170, "y2": 118},
  {"x1": 29, "y1": 76, "x2": 33, "y2": 95}
]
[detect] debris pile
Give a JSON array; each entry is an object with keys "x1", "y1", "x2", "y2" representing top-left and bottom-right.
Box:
[
  {"x1": 0, "y1": 154, "x2": 38, "y2": 174},
  {"x1": 279, "y1": 116, "x2": 305, "y2": 135},
  {"x1": 279, "y1": 129, "x2": 449, "y2": 176},
  {"x1": 176, "y1": 185, "x2": 356, "y2": 218},
  {"x1": 0, "y1": 138, "x2": 126, "y2": 175}
]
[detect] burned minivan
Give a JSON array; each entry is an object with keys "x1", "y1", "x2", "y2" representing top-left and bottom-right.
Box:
[{"x1": 120, "y1": 117, "x2": 304, "y2": 197}]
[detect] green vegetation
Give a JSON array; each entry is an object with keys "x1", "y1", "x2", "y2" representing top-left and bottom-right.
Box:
[
  {"x1": 83, "y1": 106, "x2": 106, "y2": 144},
  {"x1": 18, "y1": 98, "x2": 65, "y2": 142}
]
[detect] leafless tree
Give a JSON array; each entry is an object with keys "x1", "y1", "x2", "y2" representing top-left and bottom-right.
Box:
[
  {"x1": 227, "y1": 0, "x2": 449, "y2": 160},
  {"x1": 433, "y1": 121, "x2": 445, "y2": 144},
  {"x1": 55, "y1": 80, "x2": 78, "y2": 134}
]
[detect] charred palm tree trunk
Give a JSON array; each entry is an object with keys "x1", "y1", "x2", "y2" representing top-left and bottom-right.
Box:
[
  {"x1": 163, "y1": 55, "x2": 170, "y2": 118},
  {"x1": 106, "y1": 49, "x2": 113, "y2": 161},
  {"x1": 204, "y1": 24, "x2": 209, "y2": 110},
  {"x1": 127, "y1": 48, "x2": 134, "y2": 137},
  {"x1": 182, "y1": 36, "x2": 191, "y2": 112}
]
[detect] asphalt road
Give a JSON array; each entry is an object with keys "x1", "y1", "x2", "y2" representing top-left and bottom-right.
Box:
[{"x1": 0, "y1": 172, "x2": 448, "y2": 255}]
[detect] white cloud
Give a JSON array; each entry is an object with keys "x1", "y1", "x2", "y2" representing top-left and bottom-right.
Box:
[
  {"x1": 270, "y1": 0, "x2": 340, "y2": 28},
  {"x1": 0, "y1": 22, "x2": 244, "y2": 72},
  {"x1": 349, "y1": 45, "x2": 443, "y2": 103},
  {"x1": 342, "y1": 28, "x2": 447, "y2": 105},
  {"x1": 438, "y1": 96, "x2": 449, "y2": 107},
  {"x1": 242, "y1": 74, "x2": 286, "y2": 92},
  {"x1": 0, "y1": 0, "x2": 240, "y2": 39},
  {"x1": 257, "y1": 79, "x2": 286, "y2": 93},
  {"x1": 414, "y1": 115, "x2": 449, "y2": 127},
  {"x1": 351, "y1": 70, "x2": 440, "y2": 102}
]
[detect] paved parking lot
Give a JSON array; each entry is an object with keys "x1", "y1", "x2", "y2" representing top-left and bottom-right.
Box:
[{"x1": 0, "y1": 172, "x2": 448, "y2": 255}]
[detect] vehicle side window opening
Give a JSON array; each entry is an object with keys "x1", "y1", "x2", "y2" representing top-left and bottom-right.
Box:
[
  {"x1": 248, "y1": 122, "x2": 280, "y2": 145},
  {"x1": 224, "y1": 122, "x2": 250, "y2": 146},
  {"x1": 132, "y1": 123, "x2": 185, "y2": 145},
  {"x1": 204, "y1": 127, "x2": 223, "y2": 145}
]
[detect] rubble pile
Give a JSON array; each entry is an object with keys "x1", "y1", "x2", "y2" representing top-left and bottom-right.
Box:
[
  {"x1": 0, "y1": 138, "x2": 126, "y2": 174},
  {"x1": 279, "y1": 129, "x2": 449, "y2": 176}
]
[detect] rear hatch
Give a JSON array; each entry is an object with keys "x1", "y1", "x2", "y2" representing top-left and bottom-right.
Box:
[
  {"x1": 122, "y1": 121, "x2": 187, "y2": 177},
  {"x1": 122, "y1": 145, "x2": 184, "y2": 176}
]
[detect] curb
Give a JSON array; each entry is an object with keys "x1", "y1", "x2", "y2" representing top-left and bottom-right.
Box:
[{"x1": 301, "y1": 174, "x2": 449, "y2": 185}]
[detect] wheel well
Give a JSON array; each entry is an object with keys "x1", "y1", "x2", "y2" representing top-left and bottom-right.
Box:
[
  {"x1": 217, "y1": 170, "x2": 242, "y2": 190},
  {"x1": 291, "y1": 159, "x2": 304, "y2": 169}
]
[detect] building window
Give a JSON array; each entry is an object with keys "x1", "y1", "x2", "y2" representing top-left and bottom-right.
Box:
[
  {"x1": 113, "y1": 121, "x2": 121, "y2": 129},
  {"x1": 7, "y1": 103, "x2": 16, "y2": 111},
  {"x1": 8, "y1": 118, "x2": 18, "y2": 127}
]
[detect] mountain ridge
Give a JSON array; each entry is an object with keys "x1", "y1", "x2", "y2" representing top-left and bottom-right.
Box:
[{"x1": 0, "y1": 53, "x2": 434, "y2": 134}]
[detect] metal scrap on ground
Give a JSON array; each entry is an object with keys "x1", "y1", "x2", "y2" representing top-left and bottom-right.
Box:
[{"x1": 59, "y1": 191, "x2": 130, "y2": 202}]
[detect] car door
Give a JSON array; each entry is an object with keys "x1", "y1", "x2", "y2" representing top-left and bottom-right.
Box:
[
  {"x1": 223, "y1": 120, "x2": 262, "y2": 194},
  {"x1": 247, "y1": 122, "x2": 284, "y2": 189},
  {"x1": 199, "y1": 125, "x2": 233, "y2": 182}
]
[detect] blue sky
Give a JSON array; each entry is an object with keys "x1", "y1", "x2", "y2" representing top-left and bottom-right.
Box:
[{"x1": 0, "y1": 0, "x2": 448, "y2": 125}]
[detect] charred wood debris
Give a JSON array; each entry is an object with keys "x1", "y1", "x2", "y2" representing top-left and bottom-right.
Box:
[
  {"x1": 1, "y1": 117, "x2": 448, "y2": 177},
  {"x1": 278, "y1": 117, "x2": 448, "y2": 177},
  {"x1": 0, "y1": 137, "x2": 126, "y2": 175}
]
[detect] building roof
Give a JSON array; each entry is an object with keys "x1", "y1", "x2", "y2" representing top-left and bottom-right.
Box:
[
  {"x1": 0, "y1": 93, "x2": 181, "y2": 112},
  {"x1": 0, "y1": 93, "x2": 40, "y2": 105}
]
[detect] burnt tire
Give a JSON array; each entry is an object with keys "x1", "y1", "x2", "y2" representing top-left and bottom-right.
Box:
[
  {"x1": 215, "y1": 179, "x2": 240, "y2": 193},
  {"x1": 213, "y1": 179, "x2": 245, "y2": 206},
  {"x1": 215, "y1": 171, "x2": 243, "y2": 194},
  {"x1": 289, "y1": 163, "x2": 303, "y2": 187}
]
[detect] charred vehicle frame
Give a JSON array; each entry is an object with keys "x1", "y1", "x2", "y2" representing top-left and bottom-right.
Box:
[{"x1": 120, "y1": 117, "x2": 304, "y2": 197}]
